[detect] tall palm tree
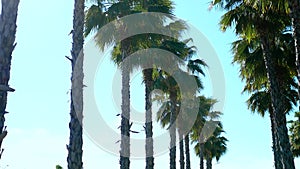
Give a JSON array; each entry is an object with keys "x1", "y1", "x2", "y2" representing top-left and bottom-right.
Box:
[
  {"x1": 67, "y1": 0, "x2": 85, "y2": 168},
  {"x1": 154, "y1": 68, "x2": 180, "y2": 169},
  {"x1": 190, "y1": 96, "x2": 220, "y2": 169},
  {"x1": 154, "y1": 38, "x2": 206, "y2": 169},
  {"x1": 85, "y1": 1, "x2": 180, "y2": 168},
  {"x1": 144, "y1": 67, "x2": 155, "y2": 169},
  {"x1": 180, "y1": 59, "x2": 206, "y2": 169},
  {"x1": 232, "y1": 31, "x2": 297, "y2": 169},
  {"x1": 155, "y1": 77, "x2": 191, "y2": 169},
  {"x1": 0, "y1": 0, "x2": 19, "y2": 159},
  {"x1": 114, "y1": 6, "x2": 182, "y2": 169},
  {"x1": 193, "y1": 123, "x2": 227, "y2": 169},
  {"x1": 155, "y1": 90, "x2": 184, "y2": 169},
  {"x1": 142, "y1": 2, "x2": 175, "y2": 169},
  {"x1": 85, "y1": 2, "x2": 137, "y2": 168},
  {"x1": 245, "y1": 0, "x2": 300, "y2": 115},
  {"x1": 212, "y1": 1, "x2": 296, "y2": 168},
  {"x1": 120, "y1": 39, "x2": 131, "y2": 169},
  {"x1": 204, "y1": 126, "x2": 227, "y2": 169},
  {"x1": 181, "y1": 58, "x2": 207, "y2": 169},
  {"x1": 251, "y1": 2, "x2": 300, "y2": 160}
]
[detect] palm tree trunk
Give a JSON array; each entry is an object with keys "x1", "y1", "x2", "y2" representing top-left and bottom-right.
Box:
[
  {"x1": 120, "y1": 42, "x2": 130, "y2": 169},
  {"x1": 275, "y1": 112, "x2": 294, "y2": 169},
  {"x1": 177, "y1": 108, "x2": 184, "y2": 169},
  {"x1": 144, "y1": 69, "x2": 154, "y2": 169},
  {"x1": 179, "y1": 131, "x2": 185, "y2": 169},
  {"x1": 287, "y1": 0, "x2": 300, "y2": 114},
  {"x1": 206, "y1": 157, "x2": 212, "y2": 169},
  {"x1": 199, "y1": 143, "x2": 204, "y2": 169},
  {"x1": 184, "y1": 135, "x2": 191, "y2": 169},
  {"x1": 170, "y1": 90, "x2": 177, "y2": 169},
  {"x1": 0, "y1": 0, "x2": 19, "y2": 159},
  {"x1": 260, "y1": 34, "x2": 295, "y2": 169},
  {"x1": 269, "y1": 106, "x2": 283, "y2": 169},
  {"x1": 67, "y1": 0, "x2": 84, "y2": 168}
]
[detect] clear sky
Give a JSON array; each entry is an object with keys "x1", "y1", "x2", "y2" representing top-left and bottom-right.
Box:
[{"x1": 0, "y1": 0, "x2": 299, "y2": 169}]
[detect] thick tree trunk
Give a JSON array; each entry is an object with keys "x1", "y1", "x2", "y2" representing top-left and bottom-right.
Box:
[
  {"x1": 275, "y1": 113, "x2": 295, "y2": 169},
  {"x1": 179, "y1": 132, "x2": 185, "y2": 169},
  {"x1": 120, "y1": 42, "x2": 130, "y2": 169},
  {"x1": 260, "y1": 34, "x2": 295, "y2": 169},
  {"x1": 206, "y1": 157, "x2": 212, "y2": 169},
  {"x1": 144, "y1": 69, "x2": 154, "y2": 169},
  {"x1": 199, "y1": 143, "x2": 204, "y2": 169},
  {"x1": 170, "y1": 90, "x2": 177, "y2": 169},
  {"x1": 287, "y1": 0, "x2": 300, "y2": 113},
  {"x1": 184, "y1": 135, "x2": 191, "y2": 169},
  {"x1": 67, "y1": 0, "x2": 84, "y2": 168},
  {"x1": 269, "y1": 107, "x2": 283, "y2": 169},
  {"x1": 0, "y1": 0, "x2": 19, "y2": 159}
]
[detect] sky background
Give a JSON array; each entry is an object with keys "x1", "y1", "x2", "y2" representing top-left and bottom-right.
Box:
[{"x1": 0, "y1": 0, "x2": 299, "y2": 169}]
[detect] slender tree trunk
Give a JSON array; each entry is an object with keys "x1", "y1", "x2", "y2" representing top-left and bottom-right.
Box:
[
  {"x1": 177, "y1": 107, "x2": 184, "y2": 169},
  {"x1": 67, "y1": 0, "x2": 84, "y2": 168},
  {"x1": 170, "y1": 90, "x2": 177, "y2": 169},
  {"x1": 120, "y1": 42, "x2": 130, "y2": 169},
  {"x1": 206, "y1": 157, "x2": 212, "y2": 169},
  {"x1": 260, "y1": 34, "x2": 295, "y2": 169},
  {"x1": 184, "y1": 135, "x2": 191, "y2": 169},
  {"x1": 269, "y1": 107, "x2": 283, "y2": 169},
  {"x1": 198, "y1": 123, "x2": 205, "y2": 169},
  {"x1": 0, "y1": 0, "x2": 19, "y2": 159},
  {"x1": 287, "y1": 0, "x2": 300, "y2": 113},
  {"x1": 199, "y1": 143, "x2": 204, "y2": 169},
  {"x1": 144, "y1": 69, "x2": 154, "y2": 169},
  {"x1": 179, "y1": 131, "x2": 185, "y2": 169}
]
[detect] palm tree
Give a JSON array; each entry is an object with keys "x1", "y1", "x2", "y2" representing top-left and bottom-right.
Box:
[
  {"x1": 85, "y1": 2, "x2": 138, "y2": 168},
  {"x1": 231, "y1": 21, "x2": 298, "y2": 168},
  {"x1": 205, "y1": 125, "x2": 227, "y2": 169},
  {"x1": 232, "y1": 31, "x2": 297, "y2": 169},
  {"x1": 142, "y1": 2, "x2": 175, "y2": 169},
  {"x1": 154, "y1": 68, "x2": 179, "y2": 169},
  {"x1": 155, "y1": 89, "x2": 184, "y2": 169},
  {"x1": 120, "y1": 40, "x2": 131, "y2": 169},
  {"x1": 245, "y1": 0, "x2": 300, "y2": 115},
  {"x1": 180, "y1": 59, "x2": 206, "y2": 169},
  {"x1": 190, "y1": 96, "x2": 220, "y2": 169},
  {"x1": 289, "y1": 111, "x2": 300, "y2": 157},
  {"x1": 232, "y1": 29, "x2": 297, "y2": 168},
  {"x1": 250, "y1": 1, "x2": 300, "y2": 161},
  {"x1": 67, "y1": 0, "x2": 85, "y2": 168},
  {"x1": 144, "y1": 67, "x2": 155, "y2": 169},
  {"x1": 155, "y1": 77, "x2": 189, "y2": 169},
  {"x1": 0, "y1": 0, "x2": 19, "y2": 159},
  {"x1": 193, "y1": 123, "x2": 227, "y2": 169},
  {"x1": 212, "y1": 1, "x2": 296, "y2": 168},
  {"x1": 181, "y1": 58, "x2": 207, "y2": 169},
  {"x1": 154, "y1": 38, "x2": 206, "y2": 169},
  {"x1": 85, "y1": 1, "x2": 181, "y2": 168}
]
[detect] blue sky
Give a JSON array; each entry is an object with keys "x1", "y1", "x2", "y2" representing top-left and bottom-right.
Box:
[{"x1": 0, "y1": 0, "x2": 299, "y2": 168}]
